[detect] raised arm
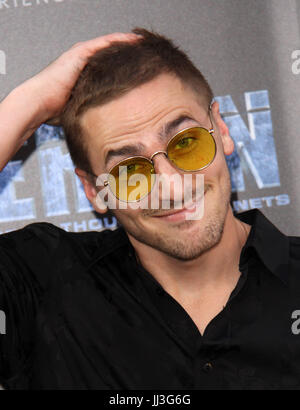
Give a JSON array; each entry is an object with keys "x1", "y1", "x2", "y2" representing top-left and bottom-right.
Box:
[
  {"x1": 0, "y1": 32, "x2": 140, "y2": 389},
  {"x1": 0, "y1": 32, "x2": 140, "y2": 171}
]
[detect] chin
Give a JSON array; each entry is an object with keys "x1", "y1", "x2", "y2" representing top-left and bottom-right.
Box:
[
  {"x1": 124, "y1": 209, "x2": 225, "y2": 261},
  {"x1": 160, "y1": 219, "x2": 225, "y2": 260},
  {"x1": 114, "y1": 179, "x2": 231, "y2": 260}
]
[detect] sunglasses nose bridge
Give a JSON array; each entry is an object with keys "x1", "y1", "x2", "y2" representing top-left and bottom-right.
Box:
[{"x1": 150, "y1": 150, "x2": 167, "y2": 163}]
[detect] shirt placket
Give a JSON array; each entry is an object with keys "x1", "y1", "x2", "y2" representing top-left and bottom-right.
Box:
[{"x1": 193, "y1": 262, "x2": 250, "y2": 389}]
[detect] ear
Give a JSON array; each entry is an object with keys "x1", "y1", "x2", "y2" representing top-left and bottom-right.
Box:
[
  {"x1": 210, "y1": 101, "x2": 235, "y2": 156},
  {"x1": 75, "y1": 168, "x2": 108, "y2": 214}
]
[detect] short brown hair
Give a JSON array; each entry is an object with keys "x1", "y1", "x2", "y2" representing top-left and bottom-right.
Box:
[{"x1": 61, "y1": 28, "x2": 214, "y2": 174}]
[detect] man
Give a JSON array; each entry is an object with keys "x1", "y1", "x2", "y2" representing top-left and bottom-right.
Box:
[{"x1": 0, "y1": 28, "x2": 299, "y2": 390}]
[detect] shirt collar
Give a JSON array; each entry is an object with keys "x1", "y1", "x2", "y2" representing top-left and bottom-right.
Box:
[{"x1": 236, "y1": 209, "x2": 290, "y2": 285}]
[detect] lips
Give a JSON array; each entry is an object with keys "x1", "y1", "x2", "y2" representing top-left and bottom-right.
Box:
[
  {"x1": 154, "y1": 207, "x2": 188, "y2": 218},
  {"x1": 153, "y1": 188, "x2": 208, "y2": 220}
]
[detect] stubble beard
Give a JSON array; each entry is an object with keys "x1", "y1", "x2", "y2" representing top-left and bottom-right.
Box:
[{"x1": 113, "y1": 173, "x2": 232, "y2": 262}]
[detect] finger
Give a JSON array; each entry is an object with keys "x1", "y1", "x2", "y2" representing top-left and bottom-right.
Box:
[
  {"x1": 66, "y1": 32, "x2": 142, "y2": 70},
  {"x1": 70, "y1": 32, "x2": 141, "y2": 54}
]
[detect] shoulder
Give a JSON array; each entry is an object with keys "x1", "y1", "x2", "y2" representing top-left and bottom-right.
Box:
[
  {"x1": 0, "y1": 221, "x2": 119, "y2": 253},
  {"x1": 288, "y1": 235, "x2": 300, "y2": 265},
  {"x1": 0, "y1": 222, "x2": 125, "y2": 289},
  {"x1": 285, "y1": 235, "x2": 300, "y2": 300}
]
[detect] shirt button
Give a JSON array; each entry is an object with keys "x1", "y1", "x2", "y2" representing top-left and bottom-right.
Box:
[{"x1": 202, "y1": 362, "x2": 213, "y2": 373}]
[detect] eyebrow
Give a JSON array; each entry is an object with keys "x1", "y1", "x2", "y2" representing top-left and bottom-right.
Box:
[
  {"x1": 158, "y1": 114, "x2": 195, "y2": 140},
  {"x1": 104, "y1": 114, "x2": 196, "y2": 169}
]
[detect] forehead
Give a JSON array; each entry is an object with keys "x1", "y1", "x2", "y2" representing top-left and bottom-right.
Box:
[{"x1": 80, "y1": 74, "x2": 208, "y2": 167}]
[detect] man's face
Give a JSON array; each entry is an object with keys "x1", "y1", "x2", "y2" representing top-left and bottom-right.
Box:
[{"x1": 80, "y1": 73, "x2": 234, "y2": 261}]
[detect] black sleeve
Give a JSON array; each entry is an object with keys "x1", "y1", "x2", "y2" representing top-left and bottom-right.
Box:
[{"x1": 0, "y1": 223, "x2": 62, "y2": 388}]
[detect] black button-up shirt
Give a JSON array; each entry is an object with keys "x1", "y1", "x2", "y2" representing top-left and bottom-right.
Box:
[{"x1": 0, "y1": 208, "x2": 300, "y2": 390}]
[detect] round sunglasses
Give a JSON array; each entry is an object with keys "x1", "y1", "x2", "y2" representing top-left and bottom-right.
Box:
[{"x1": 92, "y1": 126, "x2": 217, "y2": 202}]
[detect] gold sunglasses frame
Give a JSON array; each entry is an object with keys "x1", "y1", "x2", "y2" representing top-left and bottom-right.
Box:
[{"x1": 99, "y1": 126, "x2": 217, "y2": 202}]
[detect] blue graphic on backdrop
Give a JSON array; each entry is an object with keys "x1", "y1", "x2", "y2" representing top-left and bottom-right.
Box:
[
  {"x1": 0, "y1": 90, "x2": 285, "y2": 225},
  {"x1": 0, "y1": 161, "x2": 35, "y2": 222},
  {"x1": 36, "y1": 127, "x2": 92, "y2": 217},
  {"x1": 216, "y1": 90, "x2": 280, "y2": 192}
]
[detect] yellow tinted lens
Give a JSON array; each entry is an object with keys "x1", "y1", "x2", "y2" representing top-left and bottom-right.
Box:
[
  {"x1": 167, "y1": 127, "x2": 216, "y2": 171},
  {"x1": 108, "y1": 158, "x2": 155, "y2": 201}
]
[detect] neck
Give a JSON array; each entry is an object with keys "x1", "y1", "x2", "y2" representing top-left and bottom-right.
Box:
[{"x1": 128, "y1": 208, "x2": 251, "y2": 302}]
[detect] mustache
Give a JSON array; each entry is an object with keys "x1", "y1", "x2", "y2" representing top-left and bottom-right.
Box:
[{"x1": 142, "y1": 186, "x2": 209, "y2": 217}]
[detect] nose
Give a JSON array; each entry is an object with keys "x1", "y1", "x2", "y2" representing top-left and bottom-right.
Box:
[
  {"x1": 151, "y1": 151, "x2": 174, "y2": 174},
  {"x1": 151, "y1": 152, "x2": 184, "y2": 204}
]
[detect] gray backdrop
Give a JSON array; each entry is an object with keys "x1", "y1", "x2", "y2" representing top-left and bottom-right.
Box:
[{"x1": 0, "y1": 0, "x2": 299, "y2": 235}]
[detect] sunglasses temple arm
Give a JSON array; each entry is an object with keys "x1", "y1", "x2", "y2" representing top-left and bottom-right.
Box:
[{"x1": 208, "y1": 105, "x2": 214, "y2": 134}]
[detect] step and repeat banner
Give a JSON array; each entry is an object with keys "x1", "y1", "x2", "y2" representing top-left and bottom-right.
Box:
[{"x1": 0, "y1": 0, "x2": 299, "y2": 235}]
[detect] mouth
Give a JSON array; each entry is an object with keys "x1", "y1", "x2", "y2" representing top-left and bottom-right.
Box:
[{"x1": 152, "y1": 188, "x2": 208, "y2": 222}]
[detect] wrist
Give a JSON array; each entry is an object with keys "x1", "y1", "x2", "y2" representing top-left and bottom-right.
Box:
[{"x1": 8, "y1": 81, "x2": 49, "y2": 132}]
